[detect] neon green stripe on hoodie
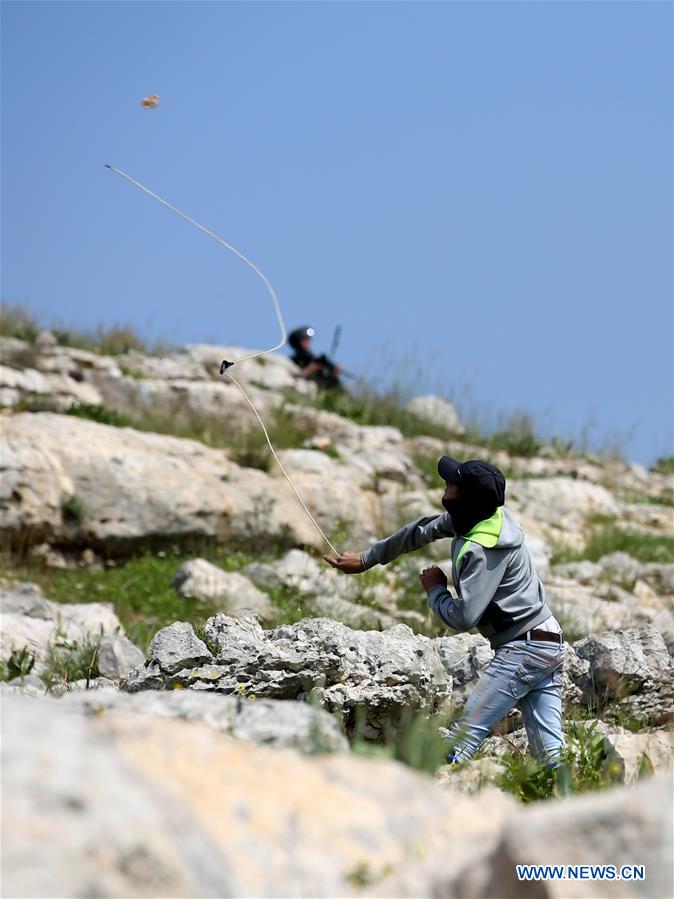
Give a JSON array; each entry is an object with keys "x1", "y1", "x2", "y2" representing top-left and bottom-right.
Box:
[{"x1": 455, "y1": 507, "x2": 503, "y2": 567}]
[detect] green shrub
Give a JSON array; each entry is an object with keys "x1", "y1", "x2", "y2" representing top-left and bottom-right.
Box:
[
  {"x1": 552, "y1": 525, "x2": 674, "y2": 566},
  {"x1": 345, "y1": 861, "x2": 395, "y2": 889},
  {"x1": 0, "y1": 545, "x2": 292, "y2": 650},
  {"x1": 651, "y1": 456, "x2": 674, "y2": 475},
  {"x1": 309, "y1": 386, "x2": 457, "y2": 441},
  {"x1": 351, "y1": 707, "x2": 449, "y2": 773},
  {"x1": 42, "y1": 632, "x2": 102, "y2": 691},
  {"x1": 194, "y1": 625, "x2": 221, "y2": 657},
  {"x1": 0, "y1": 646, "x2": 36, "y2": 681},
  {"x1": 66, "y1": 403, "x2": 132, "y2": 428},
  {"x1": 53, "y1": 322, "x2": 166, "y2": 356},
  {"x1": 0, "y1": 303, "x2": 40, "y2": 342},
  {"x1": 495, "y1": 720, "x2": 623, "y2": 803},
  {"x1": 62, "y1": 494, "x2": 86, "y2": 523},
  {"x1": 228, "y1": 406, "x2": 316, "y2": 471},
  {"x1": 487, "y1": 430, "x2": 543, "y2": 458},
  {"x1": 584, "y1": 527, "x2": 674, "y2": 563},
  {"x1": 495, "y1": 754, "x2": 557, "y2": 802},
  {"x1": 1, "y1": 301, "x2": 172, "y2": 357},
  {"x1": 412, "y1": 454, "x2": 442, "y2": 488}
]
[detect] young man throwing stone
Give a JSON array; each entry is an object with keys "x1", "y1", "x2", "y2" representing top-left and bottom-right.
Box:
[{"x1": 324, "y1": 457, "x2": 565, "y2": 767}]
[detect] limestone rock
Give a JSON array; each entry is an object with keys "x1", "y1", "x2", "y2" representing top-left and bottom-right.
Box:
[
  {"x1": 3, "y1": 693, "x2": 520, "y2": 899},
  {"x1": 405, "y1": 394, "x2": 464, "y2": 434},
  {"x1": 435, "y1": 757, "x2": 506, "y2": 794},
  {"x1": 0, "y1": 411, "x2": 361, "y2": 552},
  {"x1": 0, "y1": 364, "x2": 102, "y2": 410},
  {"x1": 640, "y1": 562, "x2": 674, "y2": 594},
  {"x1": 97, "y1": 635, "x2": 146, "y2": 680},
  {"x1": 2, "y1": 695, "x2": 235, "y2": 898},
  {"x1": 508, "y1": 477, "x2": 620, "y2": 533},
  {"x1": 172, "y1": 558, "x2": 273, "y2": 618},
  {"x1": 433, "y1": 633, "x2": 493, "y2": 701},
  {"x1": 597, "y1": 551, "x2": 642, "y2": 587},
  {"x1": 0, "y1": 581, "x2": 53, "y2": 618},
  {"x1": 0, "y1": 614, "x2": 57, "y2": 672},
  {"x1": 619, "y1": 502, "x2": 674, "y2": 536},
  {"x1": 124, "y1": 614, "x2": 450, "y2": 739},
  {"x1": 97, "y1": 374, "x2": 282, "y2": 433},
  {"x1": 148, "y1": 622, "x2": 212, "y2": 674},
  {"x1": 546, "y1": 577, "x2": 654, "y2": 639},
  {"x1": 44, "y1": 688, "x2": 349, "y2": 754},
  {"x1": 603, "y1": 730, "x2": 674, "y2": 784},
  {"x1": 0, "y1": 582, "x2": 123, "y2": 673},
  {"x1": 245, "y1": 549, "x2": 397, "y2": 629},
  {"x1": 573, "y1": 625, "x2": 671, "y2": 700},
  {"x1": 184, "y1": 343, "x2": 312, "y2": 394},
  {"x1": 562, "y1": 644, "x2": 591, "y2": 705},
  {"x1": 49, "y1": 676, "x2": 118, "y2": 695},
  {"x1": 2, "y1": 672, "x2": 46, "y2": 696},
  {"x1": 572, "y1": 625, "x2": 674, "y2": 725},
  {"x1": 307, "y1": 594, "x2": 396, "y2": 631},
  {"x1": 445, "y1": 774, "x2": 673, "y2": 899},
  {"x1": 552, "y1": 559, "x2": 602, "y2": 584}
]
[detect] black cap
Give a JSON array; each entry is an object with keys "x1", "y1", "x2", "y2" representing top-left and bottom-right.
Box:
[
  {"x1": 437, "y1": 456, "x2": 506, "y2": 506},
  {"x1": 288, "y1": 326, "x2": 315, "y2": 350}
]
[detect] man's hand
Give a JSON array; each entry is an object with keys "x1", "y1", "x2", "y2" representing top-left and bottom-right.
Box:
[
  {"x1": 419, "y1": 565, "x2": 448, "y2": 591},
  {"x1": 323, "y1": 552, "x2": 366, "y2": 574}
]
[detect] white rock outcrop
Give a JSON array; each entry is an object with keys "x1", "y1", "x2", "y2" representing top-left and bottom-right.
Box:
[
  {"x1": 405, "y1": 394, "x2": 464, "y2": 434},
  {"x1": 172, "y1": 558, "x2": 273, "y2": 618},
  {"x1": 0, "y1": 582, "x2": 124, "y2": 673}
]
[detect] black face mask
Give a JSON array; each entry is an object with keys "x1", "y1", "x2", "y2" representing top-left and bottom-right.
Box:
[{"x1": 442, "y1": 495, "x2": 496, "y2": 536}]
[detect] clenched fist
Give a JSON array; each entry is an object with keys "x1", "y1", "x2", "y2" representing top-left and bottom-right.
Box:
[
  {"x1": 323, "y1": 552, "x2": 366, "y2": 574},
  {"x1": 419, "y1": 565, "x2": 448, "y2": 591}
]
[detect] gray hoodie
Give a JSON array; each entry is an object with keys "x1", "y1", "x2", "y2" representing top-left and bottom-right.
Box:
[{"x1": 360, "y1": 507, "x2": 553, "y2": 648}]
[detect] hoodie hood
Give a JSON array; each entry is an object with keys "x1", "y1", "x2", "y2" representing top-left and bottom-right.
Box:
[{"x1": 463, "y1": 507, "x2": 524, "y2": 549}]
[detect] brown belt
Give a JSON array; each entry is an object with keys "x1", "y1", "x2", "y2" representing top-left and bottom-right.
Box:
[{"x1": 513, "y1": 629, "x2": 563, "y2": 644}]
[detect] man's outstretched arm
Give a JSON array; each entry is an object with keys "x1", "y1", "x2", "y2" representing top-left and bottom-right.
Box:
[{"x1": 324, "y1": 512, "x2": 455, "y2": 573}]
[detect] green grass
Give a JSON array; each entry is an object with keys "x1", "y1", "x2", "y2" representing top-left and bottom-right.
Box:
[
  {"x1": 307, "y1": 386, "x2": 460, "y2": 442},
  {"x1": 0, "y1": 646, "x2": 36, "y2": 682},
  {"x1": 486, "y1": 430, "x2": 543, "y2": 458},
  {"x1": 63, "y1": 401, "x2": 315, "y2": 469},
  {"x1": 552, "y1": 525, "x2": 674, "y2": 566},
  {"x1": 61, "y1": 494, "x2": 86, "y2": 523},
  {"x1": 493, "y1": 720, "x2": 627, "y2": 803},
  {"x1": 0, "y1": 303, "x2": 41, "y2": 342},
  {"x1": 41, "y1": 632, "x2": 102, "y2": 692},
  {"x1": 310, "y1": 384, "x2": 553, "y2": 459},
  {"x1": 66, "y1": 403, "x2": 133, "y2": 428},
  {"x1": 0, "y1": 545, "x2": 316, "y2": 649},
  {"x1": 226, "y1": 406, "x2": 316, "y2": 471},
  {"x1": 651, "y1": 456, "x2": 674, "y2": 475},
  {"x1": 351, "y1": 707, "x2": 450, "y2": 773},
  {"x1": 348, "y1": 707, "x2": 638, "y2": 802},
  {"x1": 0, "y1": 302, "x2": 172, "y2": 356},
  {"x1": 412, "y1": 454, "x2": 442, "y2": 488}
]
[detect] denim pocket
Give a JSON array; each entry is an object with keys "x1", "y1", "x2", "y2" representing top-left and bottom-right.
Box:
[{"x1": 508, "y1": 654, "x2": 556, "y2": 696}]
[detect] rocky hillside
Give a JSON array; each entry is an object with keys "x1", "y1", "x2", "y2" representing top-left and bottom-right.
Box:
[{"x1": 1, "y1": 331, "x2": 673, "y2": 897}]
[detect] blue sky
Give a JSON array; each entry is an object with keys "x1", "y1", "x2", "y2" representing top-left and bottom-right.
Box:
[{"x1": 2, "y1": 1, "x2": 672, "y2": 464}]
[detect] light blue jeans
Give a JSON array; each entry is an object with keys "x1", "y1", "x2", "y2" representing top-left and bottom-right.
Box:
[{"x1": 446, "y1": 638, "x2": 565, "y2": 767}]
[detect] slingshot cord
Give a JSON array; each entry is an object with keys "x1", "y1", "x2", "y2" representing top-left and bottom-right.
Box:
[
  {"x1": 105, "y1": 165, "x2": 286, "y2": 363},
  {"x1": 105, "y1": 164, "x2": 338, "y2": 554},
  {"x1": 226, "y1": 372, "x2": 338, "y2": 555}
]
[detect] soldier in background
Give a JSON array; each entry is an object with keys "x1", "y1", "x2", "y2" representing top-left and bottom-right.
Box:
[{"x1": 287, "y1": 326, "x2": 342, "y2": 389}]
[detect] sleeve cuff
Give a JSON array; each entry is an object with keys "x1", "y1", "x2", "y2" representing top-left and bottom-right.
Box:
[
  {"x1": 427, "y1": 584, "x2": 448, "y2": 606},
  {"x1": 360, "y1": 549, "x2": 377, "y2": 570}
]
